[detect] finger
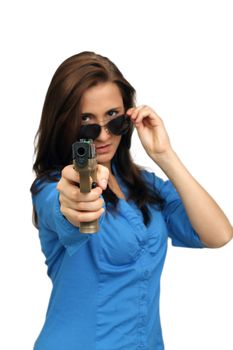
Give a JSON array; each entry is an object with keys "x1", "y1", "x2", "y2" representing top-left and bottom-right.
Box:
[
  {"x1": 60, "y1": 195, "x2": 104, "y2": 211},
  {"x1": 61, "y1": 164, "x2": 97, "y2": 187},
  {"x1": 76, "y1": 197, "x2": 104, "y2": 211},
  {"x1": 77, "y1": 207, "x2": 105, "y2": 222},
  {"x1": 131, "y1": 105, "x2": 144, "y2": 118},
  {"x1": 58, "y1": 163, "x2": 103, "y2": 197},
  {"x1": 135, "y1": 108, "x2": 152, "y2": 124},
  {"x1": 126, "y1": 107, "x2": 136, "y2": 115},
  {"x1": 61, "y1": 207, "x2": 105, "y2": 227},
  {"x1": 60, "y1": 206, "x2": 81, "y2": 227},
  {"x1": 61, "y1": 164, "x2": 109, "y2": 190},
  {"x1": 61, "y1": 164, "x2": 80, "y2": 185},
  {"x1": 127, "y1": 105, "x2": 146, "y2": 122},
  {"x1": 134, "y1": 108, "x2": 162, "y2": 126},
  {"x1": 96, "y1": 164, "x2": 110, "y2": 190},
  {"x1": 57, "y1": 179, "x2": 102, "y2": 202}
]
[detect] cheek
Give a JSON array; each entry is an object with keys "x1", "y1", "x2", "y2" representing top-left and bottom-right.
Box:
[{"x1": 112, "y1": 135, "x2": 122, "y2": 150}]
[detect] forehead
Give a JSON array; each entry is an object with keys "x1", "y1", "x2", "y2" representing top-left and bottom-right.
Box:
[{"x1": 80, "y1": 82, "x2": 123, "y2": 112}]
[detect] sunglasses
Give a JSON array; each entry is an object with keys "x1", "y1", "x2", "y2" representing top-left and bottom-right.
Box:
[{"x1": 78, "y1": 114, "x2": 131, "y2": 140}]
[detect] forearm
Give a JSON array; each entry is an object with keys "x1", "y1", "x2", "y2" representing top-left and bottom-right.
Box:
[{"x1": 153, "y1": 149, "x2": 233, "y2": 248}]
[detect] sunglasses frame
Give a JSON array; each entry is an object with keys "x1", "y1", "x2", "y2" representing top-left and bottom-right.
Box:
[{"x1": 79, "y1": 114, "x2": 132, "y2": 140}]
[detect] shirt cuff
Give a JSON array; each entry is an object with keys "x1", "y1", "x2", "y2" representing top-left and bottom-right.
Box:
[{"x1": 53, "y1": 191, "x2": 90, "y2": 256}]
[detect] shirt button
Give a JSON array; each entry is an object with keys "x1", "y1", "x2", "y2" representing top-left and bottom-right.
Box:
[
  {"x1": 140, "y1": 240, "x2": 145, "y2": 247},
  {"x1": 141, "y1": 293, "x2": 146, "y2": 300},
  {"x1": 143, "y1": 270, "x2": 149, "y2": 278},
  {"x1": 140, "y1": 316, "x2": 146, "y2": 325}
]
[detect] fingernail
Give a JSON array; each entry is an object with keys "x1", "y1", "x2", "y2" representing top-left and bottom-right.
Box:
[{"x1": 101, "y1": 179, "x2": 108, "y2": 189}]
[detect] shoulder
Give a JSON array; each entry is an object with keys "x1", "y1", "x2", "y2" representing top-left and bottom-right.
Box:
[
  {"x1": 140, "y1": 168, "x2": 164, "y2": 190},
  {"x1": 140, "y1": 168, "x2": 179, "y2": 201},
  {"x1": 31, "y1": 172, "x2": 61, "y2": 206}
]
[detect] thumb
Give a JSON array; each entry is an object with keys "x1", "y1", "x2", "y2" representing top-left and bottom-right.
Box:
[{"x1": 97, "y1": 164, "x2": 110, "y2": 190}]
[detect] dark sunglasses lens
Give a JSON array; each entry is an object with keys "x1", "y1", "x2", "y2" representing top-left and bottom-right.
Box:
[
  {"x1": 79, "y1": 124, "x2": 101, "y2": 140},
  {"x1": 108, "y1": 115, "x2": 131, "y2": 135}
]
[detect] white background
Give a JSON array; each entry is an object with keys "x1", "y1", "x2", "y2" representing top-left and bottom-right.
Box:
[{"x1": 0, "y1": 1, "x2": 232, "y2": 349}]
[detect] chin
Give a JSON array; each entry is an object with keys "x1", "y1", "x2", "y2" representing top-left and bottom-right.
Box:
[
  {"x1": 97, "y1": 154, "x2": 112, "y2": 163},
  {"x1": 96, "y1": 153, "x2": 115, "y2": 167}
]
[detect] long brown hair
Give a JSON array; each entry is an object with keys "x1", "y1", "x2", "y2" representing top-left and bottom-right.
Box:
[{"x1": 31, "y1": 51, "x2": 163, "y2": 225}]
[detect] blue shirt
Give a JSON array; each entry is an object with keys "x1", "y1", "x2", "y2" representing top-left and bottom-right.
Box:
[{"x1": 33, "y1": 169, "x2": 205, "y2": 350}]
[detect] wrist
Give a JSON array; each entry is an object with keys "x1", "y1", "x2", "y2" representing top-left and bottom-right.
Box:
[
  {"x1": 152, "y1": 148, "x2": 178, "y2": 169},
  {"x1": 152, "y1": 148, "x2": 190, "y2": 186}
]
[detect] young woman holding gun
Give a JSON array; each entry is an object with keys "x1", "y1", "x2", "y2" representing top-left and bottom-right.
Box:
[{"x1": 31, "y1": 51, "x2": 233, "y2": 350}]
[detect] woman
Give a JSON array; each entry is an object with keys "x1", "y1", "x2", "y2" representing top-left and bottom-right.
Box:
[{"x1": 31, "y1": 51, "x2": 232, "y2": 350}]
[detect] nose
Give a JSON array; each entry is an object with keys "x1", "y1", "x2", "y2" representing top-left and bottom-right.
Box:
[{"x1": 96, "y1": 125, "x2": 111, "y2": 141}]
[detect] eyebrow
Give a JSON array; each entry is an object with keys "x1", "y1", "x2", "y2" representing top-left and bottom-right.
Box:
[{"x1": 80, "y1": 107, "x2": 122, "y2": 116}]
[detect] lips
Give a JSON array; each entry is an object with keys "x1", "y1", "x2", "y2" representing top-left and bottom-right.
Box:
[
  {"x1": 96, "y1": 144, "x2": 110, "y2": 149},
  {"x1": 96, "y1": 144, "x2": 111, "y2": 154}
]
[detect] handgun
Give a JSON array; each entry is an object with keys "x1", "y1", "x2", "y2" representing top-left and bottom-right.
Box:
[{"x1": 72, "y1": 139, "x2": 99, "y2": 233}]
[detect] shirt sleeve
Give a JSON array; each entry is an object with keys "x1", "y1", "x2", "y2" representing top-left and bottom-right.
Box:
[
  {"x1": 150, "y1": 172, "x2": 206, "y2": 248},
  {"x1": 32, "y1": 180, "x2": 103, "y2": 257}
]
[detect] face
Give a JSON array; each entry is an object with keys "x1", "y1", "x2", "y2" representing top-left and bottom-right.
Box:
[{"x1": 80, "y1": 82, "x2": 125, "y2": 169}]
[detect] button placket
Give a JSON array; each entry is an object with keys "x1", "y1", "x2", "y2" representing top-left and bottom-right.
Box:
[{"x1": 138, "y1": 259, "x2": 150, "y2": 347}]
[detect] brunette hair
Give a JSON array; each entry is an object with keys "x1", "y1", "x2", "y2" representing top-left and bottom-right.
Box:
[{"x1": 31, "y1": 51, "x2": 163, "y2": 225}]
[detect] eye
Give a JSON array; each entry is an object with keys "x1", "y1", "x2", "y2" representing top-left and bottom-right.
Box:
[
  {"x1": 80, "y1": 114, "x2": 91, "y2": 124},
  {"x1": 108, "y1": 109, "x2": 119, "y2": 118}
]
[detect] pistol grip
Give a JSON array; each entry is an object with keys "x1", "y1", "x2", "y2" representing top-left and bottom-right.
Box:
[
  {"x1": 80, "y1": 220, "x2": 99, "y2": 234},
  {"x1": 79, "y1": 169, "x2": 92, "y2": 193},
  {"x1": 78, "y1": 160, "x2": 99, "y2": 233}
]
